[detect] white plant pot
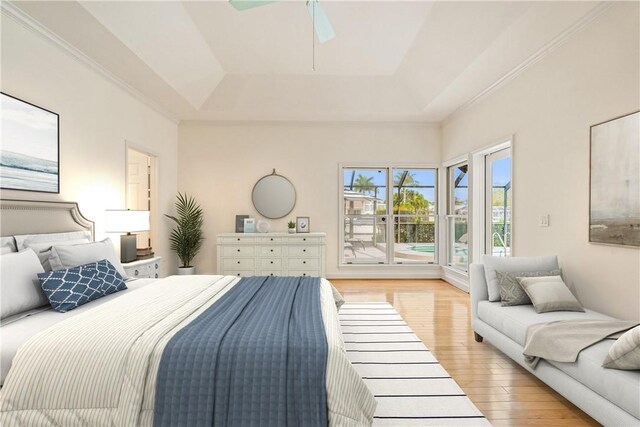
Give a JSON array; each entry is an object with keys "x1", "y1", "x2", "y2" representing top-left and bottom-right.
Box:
[
  {"x1": 288, "y1": 229, "x2": 296, "y2": 234},
  {"x1": 177, "y1": 266, "x2": 196, "y2": 275}
]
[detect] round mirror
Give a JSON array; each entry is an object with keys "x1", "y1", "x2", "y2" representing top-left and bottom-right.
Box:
[{"x1": 252, "y1": 170, "x2": 296, "y2": 219}]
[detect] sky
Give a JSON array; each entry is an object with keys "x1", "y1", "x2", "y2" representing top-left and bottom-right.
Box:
[{"x1": 1, "y1": 94, "x2": 58, "y2": 162}]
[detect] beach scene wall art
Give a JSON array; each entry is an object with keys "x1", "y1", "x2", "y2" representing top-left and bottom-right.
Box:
[
  {"x1": 1, "y1": 93, "x2": 59, "y2": 193},
  {"x1": 590, "y1": 111, "x2": 640, "y2": 247}
]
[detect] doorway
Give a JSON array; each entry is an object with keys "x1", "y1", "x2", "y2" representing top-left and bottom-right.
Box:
[{"x1": 126, "y1": 145, "x2": 156, "y2": 252}]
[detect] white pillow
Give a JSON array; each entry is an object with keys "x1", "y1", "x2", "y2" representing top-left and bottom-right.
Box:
[
  {"x1": 482, "y1": 255, "x2": 559, "y2": 302},
  {"x1": 0, "y1": 237, "x2": 17, "y2": 254},
  {"x1": 0, "y1": 249, "x2": 48, "y2": 319},
  {"x1": 603, "y1": 326, "x2": 640, "y2": 370},
  {"x1": 48, "y1": 238, "x2": 129, "y2": 280},
  {"x1": 518, "y1": 275, "x2": 585, "y2": 313},
  {"x1": 23, "y1": 239, "x2": 92, "y2": 271},
  {"x1": 14, "y1": 231, "x2": 91, "y2": 251}
]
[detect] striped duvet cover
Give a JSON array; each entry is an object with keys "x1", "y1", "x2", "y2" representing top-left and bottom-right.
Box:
[{"x1": 0, "y1": 275, "x2": 376, "y2": 426}]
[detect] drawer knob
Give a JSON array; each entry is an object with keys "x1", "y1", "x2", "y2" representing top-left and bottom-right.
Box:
[
  {"x1": 303, "y1": 273, "x2": 307, "y2": 276},
  {"x1": 303, "y1": 261, "x2": 306, "y2": 264},
  {"x1": 303, "y1": 249, "x2": 306, "y2": 252},
  {"x1": 303, "y1": 238, "x2": 306, "y2": 241},
  {"x1": 237, "y1": 261, "x2": 240, "y2": 264},
  {"x1": 270, "y1": 249, "x2": 274, "y2": 252},
  {"x1": 270, "y1": 273, "x2": 274, "y2": 276},
  {"x1": 237, "y1": 238, "x2": 240, "y2": 241},
  {"x1": 237, "y1": 249, "x2": 240, "y2": 252},
  {"x1": 270, "y1": 261, "x2": 274, "y2": 264},
  {"x1": 155, "y1": 264, "x2": 159, "y2": 269},
  {"x1": 155, "y1": 273, "x2": 158, "y2": 278},
  {"x1": 134, "y1": 269, "x2": 139, "y2": 276},
  {"x1": 270, "y1": 238, "x2": 273, "y2": 241},
  {"x1": 237, "y1": 273, "x2": 241, "y2": 277}
]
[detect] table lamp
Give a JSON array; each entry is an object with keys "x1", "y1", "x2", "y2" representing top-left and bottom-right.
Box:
[{"x1": 105, "y1": 209, "x2": 150, "y2": 263}]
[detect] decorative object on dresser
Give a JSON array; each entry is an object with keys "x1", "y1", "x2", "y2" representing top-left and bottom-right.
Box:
[
  {"x1": 105, "y1": 209, "x2": 150, "y2": 263},
  {"x1": 216, "y1": 232, "x2": 326, "y2": 277},
  {"x1": 1, "y1": 92, "x2": 60, "y2": 194},
  {"x1": 165, "y1": 193, "x2": 204, "y2": 275},
  {"x1": 589, "y1": 110, "x2": 640, "y2": 247},
  {"x1": 235, "y1": 214, "x2": 249, "y2": 232},
  {"x1": 296, "y1": 216, "x2": 310, "y2": 233},
  {"x1": 287, "y1": 220, "x2": 296, "y2": 234},
  {"x1": 256, "y1": 219, "x2": 271, "y2": 233},
  {"x1": 243, "y1": 217, "x2": 255, "y2": 233},
  {"x1": 251, "y1": 169, "x2": 296, "y2": 219},
  {"x1": 122, "y1": 256, "x2": 162, "y2": 279}
]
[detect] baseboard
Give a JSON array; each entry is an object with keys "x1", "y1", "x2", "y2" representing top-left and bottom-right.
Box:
[
  {"x1": 441, "y1": 267, "x2": 469, "y2": 292},
  {"x1": 327, "y1": 268, "x2": 442, "y2": 280}
]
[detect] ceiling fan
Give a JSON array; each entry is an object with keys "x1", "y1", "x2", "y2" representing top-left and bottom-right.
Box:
[{"x1": 229, "y1": 0, "x2": 335, "y2": 43}]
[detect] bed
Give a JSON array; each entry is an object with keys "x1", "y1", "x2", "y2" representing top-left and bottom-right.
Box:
[{"x1": 0, "y1": 199, "x2": 376, "y2": 426}]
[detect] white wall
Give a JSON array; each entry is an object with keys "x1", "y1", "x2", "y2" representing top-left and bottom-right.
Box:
[
  {"x1": 178, "y1": 122, "x2": 440, "y2": 277},
  {"x1": 442, "y1": 3, "x2": 640, "y2": 320},
  {"x1": 1, "y1": 14, "x2": 179, "y2": 276}
]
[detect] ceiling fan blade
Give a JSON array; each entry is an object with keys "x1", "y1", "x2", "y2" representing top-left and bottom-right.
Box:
[
  {"x1": 306, "y1": 0, "x2": 335, "y2": 43},
  {"x1": 229, "y1": 0, "x2": 278, "y2": 11}
]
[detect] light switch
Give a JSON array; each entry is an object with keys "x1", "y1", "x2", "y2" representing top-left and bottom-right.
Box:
[{"x1": 538, "y1": 214, "x2": 549, "y2": 227}]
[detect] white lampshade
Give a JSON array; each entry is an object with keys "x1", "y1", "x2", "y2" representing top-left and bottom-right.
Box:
[{"x1": 105, "y1": 209, "x2": 150, "y2": 233}]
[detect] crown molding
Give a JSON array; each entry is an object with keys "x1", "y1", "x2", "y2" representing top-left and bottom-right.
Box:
[
  {"x1": 1, "y1": 1, "x2": 179, "y2": 124},
  {"x1": 444, "y1": 1, "x2": 613, "y2": 124}
]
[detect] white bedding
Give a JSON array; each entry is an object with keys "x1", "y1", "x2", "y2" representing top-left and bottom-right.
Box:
[
  {"x1": 0, "y1": 278, "x2": 157, "y2": 385},
  {"x1": 0, "y1": 275, "x2": 376, "y2": 426}
]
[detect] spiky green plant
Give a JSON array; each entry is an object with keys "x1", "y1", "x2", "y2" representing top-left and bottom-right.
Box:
[{"x1": 165, "y1": 193, "x2": 204, "y2": 268}]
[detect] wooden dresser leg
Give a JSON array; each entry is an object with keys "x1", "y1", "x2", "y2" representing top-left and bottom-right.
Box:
[{"x1": 474, "y1": 332, "x2": 483, "y2": 343}]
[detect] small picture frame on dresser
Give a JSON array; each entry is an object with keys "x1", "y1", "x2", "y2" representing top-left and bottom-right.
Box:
[
  {"x1": 296, "y1": 217, "x2": 310, "y2": 233},
  {"x1": 235, "y1": 215, "x2": 249, "y2": 232}
]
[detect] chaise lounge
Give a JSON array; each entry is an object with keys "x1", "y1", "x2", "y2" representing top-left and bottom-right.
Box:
[{"x1": 470, "y1": 259, "x2": 640, "y2": 426}]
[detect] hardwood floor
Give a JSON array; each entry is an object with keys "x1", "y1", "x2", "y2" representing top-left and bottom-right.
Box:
[{"x1": 331, "y1": 279, "x2": 600, "y2": 427}]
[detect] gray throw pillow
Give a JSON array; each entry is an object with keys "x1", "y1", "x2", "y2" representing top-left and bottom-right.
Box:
[
  {"x1": 496, "y1": 269, "x2": 562, "y2": 306},
  {"x1": 517, "y1": 276, "x2": 584, "y2": 313},
  {"x1": 603, "y1": 326, "x2": 640, "y2": 370},
  {"x1": 482, "y1": 255, "x2": 559, "y2": 302}
]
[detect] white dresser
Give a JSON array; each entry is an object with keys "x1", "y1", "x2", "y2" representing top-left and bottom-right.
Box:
[{"x1": 216, "y1": 233, "x2": 326, "y2": 278}]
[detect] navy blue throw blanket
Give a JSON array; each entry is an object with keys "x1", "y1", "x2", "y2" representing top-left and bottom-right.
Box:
[{"x1": 153, "y1": 276, "x2": 328, "y2": 427}]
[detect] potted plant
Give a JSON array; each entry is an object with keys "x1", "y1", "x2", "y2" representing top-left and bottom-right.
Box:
[
  {"x1": 287, "y1": 220, "x2": 296, "y2": 234},
  {"x1": 165, "y1": 193, "x2": 204, "y2": 275}
]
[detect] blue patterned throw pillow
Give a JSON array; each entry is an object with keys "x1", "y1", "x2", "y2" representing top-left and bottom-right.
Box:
[{"x1": 37, "y1": 259, "x2": 127, "y2": 313}]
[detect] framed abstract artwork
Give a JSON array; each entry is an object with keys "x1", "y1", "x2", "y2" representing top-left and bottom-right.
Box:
[
  {"x1": 589, "y1": 111, "x2": 639, "y2": 247},
  {"x1": 1, "y1": 92, "x2": 60, "y2": 193}
]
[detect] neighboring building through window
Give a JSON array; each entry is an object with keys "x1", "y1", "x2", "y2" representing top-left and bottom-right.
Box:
[{"x1": 341, "y1": 167, "x2": 437, "y2": 265}]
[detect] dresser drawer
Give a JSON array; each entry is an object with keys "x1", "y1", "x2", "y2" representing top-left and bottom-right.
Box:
[
  {"x1": 259, "y1": 246, "x2": 282, "y2": 256},
  {"x1": 287, "y1": 246, "x2": 320, "y2": 257},
  {"x1": 286, "y1": 236, "x2": 322, "y2": 244},
  {"x1": 127, "y1": 264, "x2": 152, "y2": 278},
  {"x1": 259, "y1": 270, "x2": 283, "y2": 277},
  {"x1": 222, "y1": 258, "x2": 256, "y2": 269},
  {"x1": 223, "y1": 270, "x2": 255, "y2": 278},
  {"x1": 288, "y1": 258, "x2": 319, "y2": 269},
  {"x1": 260, "y1": 258, "x2": 282, "y2": 270},
  {"x1": 255, "y1": 236, "x2": 282, "y2": 243},
  {"x1": 219, "y1": 236, "x2": 255, "y2": 244},
  {"x1": 288, "y1": 270, "x2": 320, "y2": 278},
  {"x1": 222, "y1": 246, "x2": 255, "y2": 257}
]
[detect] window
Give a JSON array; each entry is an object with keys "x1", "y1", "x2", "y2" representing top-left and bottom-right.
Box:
[
  {"x1": 485, "y1": 148, "x2": 511, "y2": 256},
  {"x1": 341, "y1": 166, "x2": 437, "y2": 265},
  {"x1": 446, "y1": 162, "x2": 468, "y2": 271}
]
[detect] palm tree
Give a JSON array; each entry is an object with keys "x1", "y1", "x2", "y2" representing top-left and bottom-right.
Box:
[{"x1": 353, "y1": 174, "x2": 375, "y2": 194}]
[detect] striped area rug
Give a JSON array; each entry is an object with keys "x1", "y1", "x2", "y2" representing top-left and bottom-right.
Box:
[{"x1": 339, "y1": 302, "x2": 491, "y2": 426}]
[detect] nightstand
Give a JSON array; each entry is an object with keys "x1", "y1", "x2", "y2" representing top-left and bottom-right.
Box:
[{"x1": 123, "y1": 256, "x2": 162, "y2": 279}]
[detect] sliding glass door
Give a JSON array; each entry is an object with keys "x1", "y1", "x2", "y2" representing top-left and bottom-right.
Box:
[{"x1": 485, "y1": 149, "x2": 512, "y2": 256}]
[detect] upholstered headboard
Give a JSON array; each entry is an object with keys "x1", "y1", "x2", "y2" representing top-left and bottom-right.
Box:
[{"x1": 0, "y1": 199, "x2": 94, "y2": 239}]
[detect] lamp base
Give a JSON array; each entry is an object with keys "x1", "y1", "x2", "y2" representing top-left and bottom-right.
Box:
[{"x1": 120, "y1": 234, "x2": 138, "y2": 263}]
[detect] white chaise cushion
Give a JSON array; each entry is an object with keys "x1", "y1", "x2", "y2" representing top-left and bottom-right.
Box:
[
  {"x1": 477, "y1": 301, "x2": 611, "y2": 346},
  {"x1": 482, "y1": 255, "x2": 559, "y2": 302}
]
